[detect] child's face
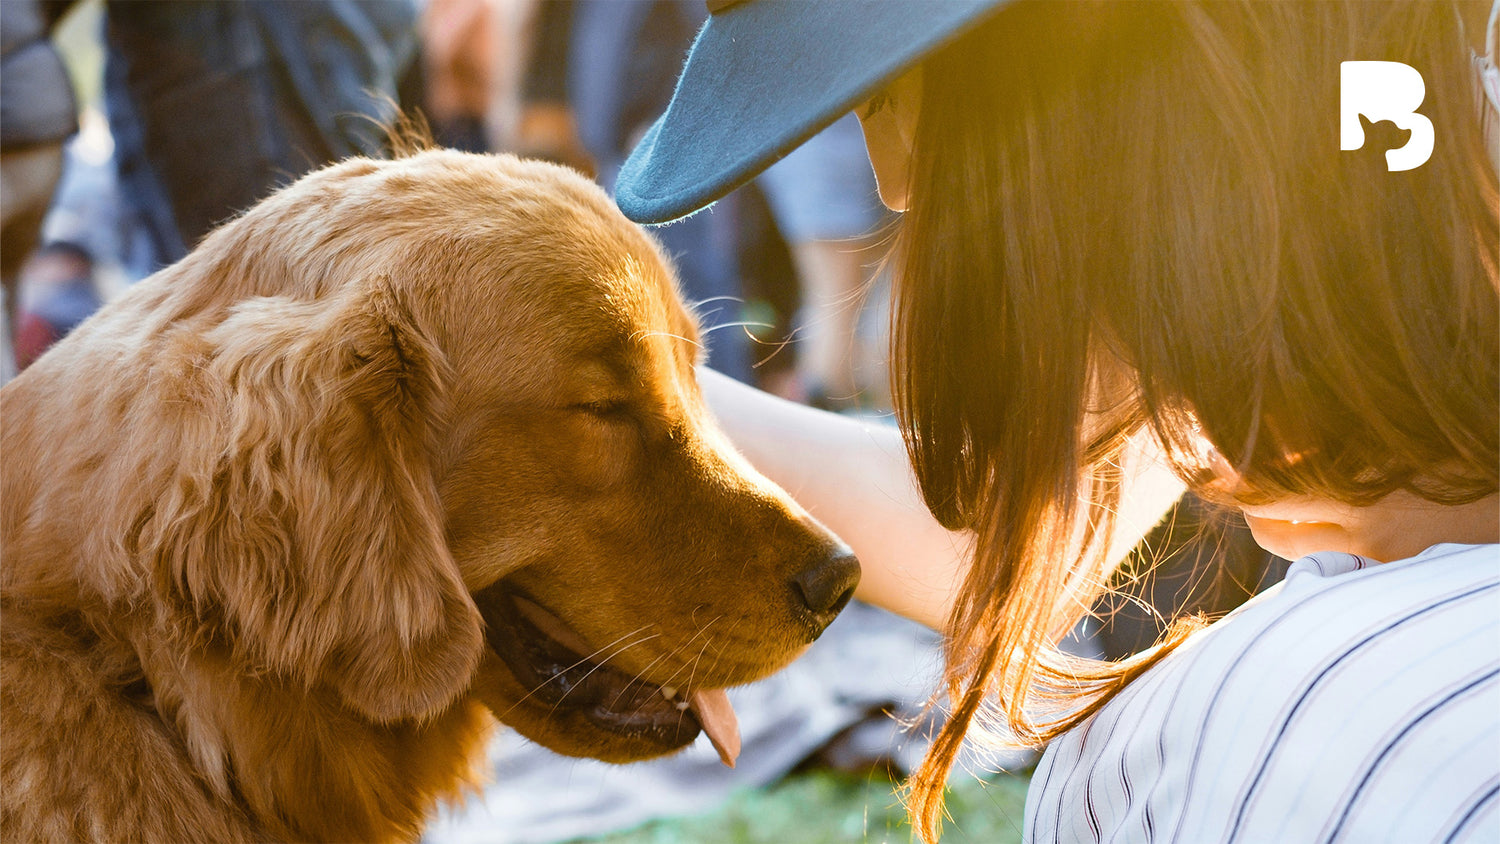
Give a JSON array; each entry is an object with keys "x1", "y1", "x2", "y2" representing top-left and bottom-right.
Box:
[{"x1": 1238, "y1": 491, "x2": 1499, "y2": 563}]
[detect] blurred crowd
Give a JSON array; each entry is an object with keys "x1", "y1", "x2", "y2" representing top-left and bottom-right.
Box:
[{"x1": 1, "y1": 0, "x2": 895, "y2": 414}]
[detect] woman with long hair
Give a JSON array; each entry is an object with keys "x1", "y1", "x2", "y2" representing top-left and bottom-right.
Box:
[{"x1": 616, "y1": 2, "x2": 1499, "y2": 840}]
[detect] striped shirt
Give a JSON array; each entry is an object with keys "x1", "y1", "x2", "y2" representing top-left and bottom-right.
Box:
[{"x1": 1024, "y1": 543, "x2": 1500, "y2": 844}]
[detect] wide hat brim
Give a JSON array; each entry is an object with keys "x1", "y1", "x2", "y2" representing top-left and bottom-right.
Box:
[{"x1": 615, "y1": 0, "x2": 1009, "y2": 225}]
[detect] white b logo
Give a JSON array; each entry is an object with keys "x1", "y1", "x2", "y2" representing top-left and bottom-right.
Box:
[{"x1": 1340, "y1": 61, "x2": 1434, "y2": 171}]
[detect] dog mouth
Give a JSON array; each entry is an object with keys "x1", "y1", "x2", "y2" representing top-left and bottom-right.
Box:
[{"x1": 475, "y1": 586, "x2": 741, "y2": 767}]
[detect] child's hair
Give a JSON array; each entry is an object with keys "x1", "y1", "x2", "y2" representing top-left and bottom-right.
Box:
[{"x1": 890, "y1": 2, "x2": 1499, "y2": 839}]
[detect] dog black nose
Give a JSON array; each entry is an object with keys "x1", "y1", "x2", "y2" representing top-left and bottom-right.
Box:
[{"x1": 791, "y1": 547, "x2": 860, "y2": 631}]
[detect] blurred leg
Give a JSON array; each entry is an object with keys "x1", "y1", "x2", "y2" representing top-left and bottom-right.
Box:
[
  {"x1": 787, "y1": 237, "x2": 880, "y2": 406},
  {"x1": 756, "y1": 114, "x2": 888, "y2": 409},
  {"x1": 1, "y1": 142, "x2": 65, "y2": 382}
]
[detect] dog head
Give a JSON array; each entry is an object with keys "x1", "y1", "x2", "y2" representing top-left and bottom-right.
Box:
[{"x1": 81, "y1": 150, "x2": 857, "y2": 765}]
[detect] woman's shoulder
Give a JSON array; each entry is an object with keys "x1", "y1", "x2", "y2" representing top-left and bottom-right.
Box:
[
  {"x1": 1270, "y1": 541, "x2": 1498, "y2": 601},
  {"x1": 1188, "y1": 541, "x2": 1498, "y2": 661},
  {"x1": 1025, "y1": 543, "x2": 1499, "y2": 844},
  {"x1": 1125, "y1": 542, "x2": 1499, "y2": 726},
  {"x1": 1158, "y1": 542, "x2": 1498, "y2": 688}
]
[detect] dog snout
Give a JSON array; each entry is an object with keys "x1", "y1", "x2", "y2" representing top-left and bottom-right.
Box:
[{"x1": 790, "y1": 545, "x2": 860, "y2": 634}]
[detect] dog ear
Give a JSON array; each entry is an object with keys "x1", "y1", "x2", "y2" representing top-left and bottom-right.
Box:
[{"x1": 150, "y1": 275, "x2": 482, "y2": 724}]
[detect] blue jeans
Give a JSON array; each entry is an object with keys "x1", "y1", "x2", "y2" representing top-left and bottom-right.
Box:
[{"x1": 104, "y1": 0, "x2": 417, "y2": 268}]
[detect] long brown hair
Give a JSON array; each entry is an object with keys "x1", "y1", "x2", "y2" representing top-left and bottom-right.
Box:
[{"x1": 891, "y1": 3, "x2": 1500, "y2": 839}]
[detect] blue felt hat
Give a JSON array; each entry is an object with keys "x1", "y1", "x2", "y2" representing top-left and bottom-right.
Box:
[{"x1": 615, "y1": 0, "x2": 1010, "y2": 225}]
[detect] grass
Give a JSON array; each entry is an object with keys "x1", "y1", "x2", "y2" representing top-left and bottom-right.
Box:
[{"x1": 582, "y1": 768, "x2": 1031, "y2": 844}]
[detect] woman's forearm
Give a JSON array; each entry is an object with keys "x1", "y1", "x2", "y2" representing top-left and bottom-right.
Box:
[{"x1": 697, "y1": 368, "x2": 1188, "y2": 632}]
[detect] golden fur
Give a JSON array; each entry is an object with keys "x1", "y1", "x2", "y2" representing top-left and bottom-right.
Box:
[{"x1": 0, "y1": 150, "x2": 856, "y2": 842}]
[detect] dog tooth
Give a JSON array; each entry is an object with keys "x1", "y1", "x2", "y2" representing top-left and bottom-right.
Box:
[
  {"x1": 675, "y1": 701, "x2": 690, "y2": 711},
  {"x1": 661, "y1": 685, "x2": 678, "y2": 700}
]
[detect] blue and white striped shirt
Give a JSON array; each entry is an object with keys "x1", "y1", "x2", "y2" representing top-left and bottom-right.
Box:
[{"x1": 1025, "y1": 543, "x2": 1500, "y2": 843}]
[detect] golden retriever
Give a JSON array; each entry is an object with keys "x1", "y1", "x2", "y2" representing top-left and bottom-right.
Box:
[{"x1": 0, "y1": 150, "x2": 859, "y2": 842}]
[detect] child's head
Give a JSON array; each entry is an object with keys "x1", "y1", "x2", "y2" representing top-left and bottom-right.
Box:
[
  {"x1": 891, "y1": 2, "x2": 1497, "y2": 837},
  {"x1": 895, "y1": 0, "x2": 1496, "y2": 532}
]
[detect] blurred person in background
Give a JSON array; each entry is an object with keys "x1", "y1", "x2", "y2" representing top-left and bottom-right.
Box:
[
  {"x1": 102, "y1": 0, "x2": 420, "y2": 270},
  {"x1": 13, "y1": 239, "x2": 101, "y2": 371},
  {"x1": 1, "y1": 0, "x2": 78, "y2": 383},
  {"x1": 522, "y1": 0, "x2": 901, "y2": 397},
  {"x1": 420, "y1": 0, "x2": 504, "y2": 153},
  {"x1": 418, "y1": 0, "x2": 540, "y2": 155},
  {"x1": 528, "y1": 0, "x2": 752, "y2": 381},
  {"x1": 756, "y1": 114, "x2": 890, "y2": 412}
]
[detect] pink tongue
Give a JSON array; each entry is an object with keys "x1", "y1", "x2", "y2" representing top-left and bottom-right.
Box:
[{"x1": 687, "y1": 688, "x2": 740, "y2": 768}]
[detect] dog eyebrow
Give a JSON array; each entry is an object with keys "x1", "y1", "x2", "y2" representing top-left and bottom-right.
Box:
[{"x1": 562, "y1": 348, "x2": 651, "y2": 405}]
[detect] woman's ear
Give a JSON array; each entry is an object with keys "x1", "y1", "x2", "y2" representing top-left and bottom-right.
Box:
[{"x1": 151, "y1": 275, "x2": 482, "y2": 724}]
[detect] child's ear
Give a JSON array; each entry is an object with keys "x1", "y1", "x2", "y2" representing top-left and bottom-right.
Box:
[{"x1": 150, "y1": 275, "x2": 482, "y2": 723}]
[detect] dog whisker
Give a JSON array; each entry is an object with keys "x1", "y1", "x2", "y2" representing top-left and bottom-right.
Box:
[
  {"x1": 575, "y1": 626, "x2": 657, "y2": 667},
  {"x1": 628, "y1": 625, "x2": 728, "y2": 735},
  {"x1": 607, "y1": 650, "x2": 675, "y2": 712},
  {"x1": 630, "y1": 329, "x2": 705, "y2": 351},
  {"x1": 688, "y1": 295, "x2": 745, "y2": 308},
  {"x1": 653, "y1": 615, "x2": 724, "y2": 693},
  {"x1": 533, "y1": 629, "x2": 675, "y2": 726},
  {"x1": 748, "y1": 329, "x2": 805, "y2": 368},
  {"x1": 606, "y1": 615, "x2": 725, "y2": 713},
  {"x1": 542, "y1": 629, "x2": 665, "y2": 714},
  {"x1": 699, "y1": 319, "x2": 772, "y2": 338},
  {"x1": 499, "y1": 626, "x2": 657, "y2": 719},
  {"x1": 678, "y1": 632, "x2": 718, "y2": 706}
]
